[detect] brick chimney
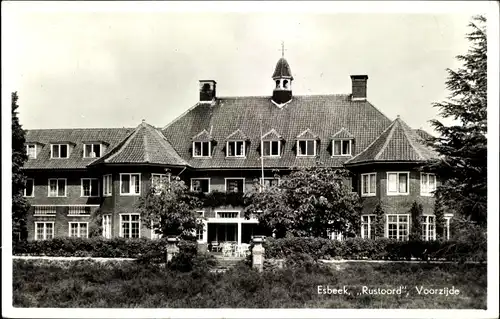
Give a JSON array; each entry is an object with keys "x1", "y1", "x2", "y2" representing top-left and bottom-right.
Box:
[
  {"x1": 350, "y1": 75, "x2": 368, "y2": 101},
  {"x1": 199, "y1": 80, "x2": 216, "y2": 103}
]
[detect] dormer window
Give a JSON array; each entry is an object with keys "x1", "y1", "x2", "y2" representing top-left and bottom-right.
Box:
[
  {"x1": 51, "y1": 144, "x2": 69, "y2": 158},
  {"x1": 227, "y1": 141, "x2": 245, "y2": 157},
  {"x1": 262, "y1": 140, "x2": 281, "y2": 157},
  {"x1": 333, "y1": 140, "x2": 352, "y2": 156},
  {"x1": 193, "y1": 141, "x2": 211, "y2": 157},
  {"x1": 26, "y1": 144, "x2": 37, "y2": 159},
  {"x1": 84, "y1": 143, "x2": 102, "y2": 158},
  {"x1": 297, "y1": 140, "x2": 316, "y2": 156}
]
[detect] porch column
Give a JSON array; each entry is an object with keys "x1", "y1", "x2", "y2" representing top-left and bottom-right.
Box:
[
  {"x1": 237, "y1": 221, "x2": 242, "y2": 245},
  {"x1": 202, "y1": 220, "x2": 208, "y2": 243}
]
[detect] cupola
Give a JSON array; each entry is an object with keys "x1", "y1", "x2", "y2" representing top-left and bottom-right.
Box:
[{"x1": 271, "y1": 44, "x2": 293, "y2": 106}]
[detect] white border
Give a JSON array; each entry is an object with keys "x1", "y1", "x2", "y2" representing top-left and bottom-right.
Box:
[
  {"x1": 50, "y1": 144, "x2": 70, "y2": 159},
  {"x1": 102, "y1": 174, "x2": 112, "y2": 197},
  {"x1": 386, "y1": 214, "x2": 410, "y2": 240},
  {"x1": 331, "y1": 139, "x2": 352, "y2": 157},
  {"x1": 296, "y1": 139, "x2": 317, "y2": 157}
]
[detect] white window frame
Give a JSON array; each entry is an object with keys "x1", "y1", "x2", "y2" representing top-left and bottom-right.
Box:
[
  {"x1": 81, "y1": 178, "x2": 100, "y2": 197},
  {"x1": 102, "y1": 214, "x2": 112, "y2": 239},
  {"x1": 226, "y1": 140, "x2": 246, "y2": 158},
  {"x1": 47, "y1": 178, "x2": 67, "y2": 197},
  {"x1": 225, "y1": 177, "x2": 245, "y2": 193},
  {"x1": 421, "y1": 215, "x2": 436, "y2": 241},
  {"x1": 103, "y1": 174, "x2": 112, "y2": 197},
  {"x1": 119, "y1": 173, "x2": 141, "y2": 196},
  {"x1": 296, "y1": 139, "x2": 316, "y2": 157},
  {"x1": 420, "y1": 173, "x2": 437, "y2": 196},
  {"x1": 50, "y1": 144, "x2": 70, "y2": 159},
  {"x1": 26, "y1": 144, "x2": 37, "y2": 159},
  {"x1": 24, "y1": 178, "x2": 35, "y2": 197},
  {"x1": 193, "y1": 141, "x2": 211, "y2": 158},
  {"x1": 332, "y1": 139, "x2": 352, "y2": 156},
  {"x1": 386, "y1": 214, "x2": 410, "y2": 241},
  {"x1": 386, "y1": 172, "x2": 410, "y2": 196},
  {"x1": 361, "y1": 173, "x2": 376, "y2": 197},
  {"x1": 444, "y1": 214, "x2": 453, "y2": 240},
  {"x1": 190, "y1": 178, "x2": 211, "y2": 193},
  {"x1": 327, "y1": 229, "x2": 344, "y2": 241},
  {"x1": 361, "y1": 215, "x2": 375, "y2": 239},
  {"x1": 262, "y1": 140, "x2": 281, "y2": 157},
  {"x1": 194, "y1": 210, "x2": 205, "y2": 243},
  {"x1": 68, "y1": 222, "x2": 89, "y2": 238},
  {"x1": 83, "y1": 143, "x2": 103, "y2": 158},
  {"x1": 34, "y1": 222, "x2": 55, "y2": 240},
  {"x1": 119, "y1": 213, "x2": 141, "y2": 238}
]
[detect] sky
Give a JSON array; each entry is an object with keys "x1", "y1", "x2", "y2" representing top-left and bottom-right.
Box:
[{"x1": 1, "y1": 2, "x2": 492, "y2": 134}]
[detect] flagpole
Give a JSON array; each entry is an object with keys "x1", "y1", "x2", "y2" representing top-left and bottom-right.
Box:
[{"x1": 260, "y1": 114, "x2": 265, "y2": 191}]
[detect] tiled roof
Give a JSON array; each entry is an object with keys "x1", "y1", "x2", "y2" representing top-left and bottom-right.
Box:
[
  {"x1": 192, "y1": 130, "x2": 213, "y2": 141},
  {"x1": 413, "y1": 128, "x2": 434, "y2": 141},
  {"x1": 24, "y1": 128, "x2": 134, "y2": 169},
  {"x1": 272, "y1": 58, "x2": 293, "y2": 80},
  {"x1": 331, "y1": 128, "x2": 355, "y2": 139},
  {"x1": 262, "y1": 129, "x2": 283, "y2": 140},
  {"x1": 162, "y1": 94, "x2": 392, "y2": 169},
  {"x1": 226, "y1": 129, "x2": 249, "y2": 141},
  {"x1": 92, "y1": 121, "x2": 188, "y2": 166},
  {"x1": 345, "y1": 117, "x2": 439, "y2": 165}
]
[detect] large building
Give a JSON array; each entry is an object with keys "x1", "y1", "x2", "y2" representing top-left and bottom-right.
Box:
[{"x1": 23, "y1": 55, "x2": 449, "y2": 243}]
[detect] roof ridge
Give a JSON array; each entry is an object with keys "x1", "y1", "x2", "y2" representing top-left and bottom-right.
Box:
[
  {"x1": 374, "y1": 120, "x2": 397, "y2": 160},
  {"x1": 148, "y1": 124, "x2": 188, "y2": 166},
  {"x1": 143, "y1": 129, "x2": 150, "y2": 163},
  {"x1": 398, "y1": 119, "x2": 425, "y2": 160}
]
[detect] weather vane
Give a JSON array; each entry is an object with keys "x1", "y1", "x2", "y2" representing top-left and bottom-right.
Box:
[{"x1": 280, "y1": 41, "x2": 287, "y2": 58}]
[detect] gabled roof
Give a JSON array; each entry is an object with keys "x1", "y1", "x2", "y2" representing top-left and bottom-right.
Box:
[
  {"x1": 192, "y1": 129, "x2": 213, "y2": 141},
  {"x1": 162, "y1": 94, "x2": 392, "y2": 169},
  {"x1": 345, "y1": 117, "x2": 439, "y2": 165},
  {"x1": 91, "y1": 121, "x2": 188, "y2": 166},
  {"x1": 24, "y1": 128, "x2": 134, "y2": 169},
  {"x1": 226, "y1": 129, "x2": 248, "y2": 141},
  {"x1": 331, "y1": 127, "x2": 355, "y2": 139},
  {"x1": 262, "y1": 129, "x2": 282, "y2": 140},
  {"x1": 272, "y1": 58, "x2": 293, "y2": 80},
  {"x1": 296, "y1": 128, "x2": 318, "y2": 140}
]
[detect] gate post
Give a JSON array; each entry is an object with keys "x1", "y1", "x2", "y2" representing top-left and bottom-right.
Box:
[
  {"x1": 166, "y1": 236, "x2": 180, "y2": 263},
  {"x1": 252, "y1": 236, "x2": 265, "y2": 272}
]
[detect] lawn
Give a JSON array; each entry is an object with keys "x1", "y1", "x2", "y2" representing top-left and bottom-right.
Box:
[{"x1": 12, "y1": 259, "x2": 486, "y2": 308}]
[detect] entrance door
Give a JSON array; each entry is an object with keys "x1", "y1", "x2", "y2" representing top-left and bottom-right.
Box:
[{"x1": 207, "y1": 223, "x2": 237, "y2": 243}]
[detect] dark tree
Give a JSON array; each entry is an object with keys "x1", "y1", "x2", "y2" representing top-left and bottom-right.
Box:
[
  {"x1": 12, "y1": 92, "x2": 30, "y2": 241},
  {"x1": 433, "y1": 193, "x2": 446, "y2": 240},
  {"x1": 425, "y1": 15, "x2": 487, "y2": 225},
  {"x1": 372, "y1": 203, "x2": 386, "y2": 239},
  {"x1": 409, "y1": 201, "x2": 423, "y2": 241}
]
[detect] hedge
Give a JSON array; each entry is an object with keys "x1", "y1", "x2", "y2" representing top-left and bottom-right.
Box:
[
  {"x1": 263, "y1": 237, "x2": 487, "y2": 262},
  {"x1": 13, "y1": 237, "x2": 196, "y2": 259}
]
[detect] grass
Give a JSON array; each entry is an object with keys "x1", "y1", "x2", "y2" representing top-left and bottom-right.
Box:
[{"x1": 13, "y1": 259, "x2": 486, "y2": 308}]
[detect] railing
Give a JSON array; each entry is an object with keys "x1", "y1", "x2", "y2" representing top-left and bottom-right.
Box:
[
  {"x1": 216, "y1": 212, "x2": 239, "y2": 218},
  {"x1": 33, "y1": 206, "x2": 57, "y2": 216},
  {"x1": 33, "y1": 205, "x2": 96, "y2": 216},
  {"x1": 68, "y1": 206, "x2": 93, "y2": 216}
]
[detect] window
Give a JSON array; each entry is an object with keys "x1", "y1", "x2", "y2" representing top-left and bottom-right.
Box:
[
  {"x1": 69, "y1": 222, "x2": 88, "y2": 238},
  {"x1": 24, "y1": 178, "x2": 34, "y2": 197},
  {"x1": 151, "y1": 174, "x2": 168, "y2": 193},
  {"x1": 191, "y1": 178, "x2": 210, "y2": 193},
  {"x1": 194, "y1": 211, "x2": 205, "y2": 242},
  {"x1": 48, "y1": 178, "x2": 67, "y2": 197},
  {"x1": 333, "y1": 140, "x2": 352, "y2": 156},
  {"x1": 421, "y1": 173, "x2": 437, "y2": 196},
  {"x1": 26, "y1": 144, "x2": 37, "y2": 159},
  {"x1": 259, "y1": 177, "x2": 280, "y2": 192},
  {"x1": 84, "y1": 143, "x2": 102, "y2": 158},
  {"x1": 225, "y1": 178, "x2": 244, "y2": 193},
  {"x1": 327, "y1": 230, "x2": 344, "y2": 241},
  {"x1": 35, "y1": 222, "x2": 54, "y2": 240},
  {"x1": 51, "y1": 144, "x2": 69, "y2": 158},
  {"x1": 262, "y1": 140, "x2": 281, "y2": 157},
  {"x1": 361, "y1": 173, "x2": 376, "y2": 197},
  {"x1": 193, "y1": 141, "x2": 211, "y2": 157},
  {"x1": 297, "y1": 140, "x2": 316, "y2": 156},
  {"x1": 422, "y1": 216, "x2": 436, "y2": 241},
  {"x1": 227, "y1": 141, "x2": 245, "y2": 157},
  {"x1": 102, "y1": 215, "x2": 112, "y2": 239},
  {"x1": 444, "y1": 216, "x2": 452, "y2": 240},
  {"x1": 103, "y1": 174, "x2": 112, "y2": 196},
  {"x1": 387, "y1": 215, "x2": 409, "y2": 241},
  {"x1": 121, "y1": 214, "x2": 140, "y2": 238},
  {"x1": 361, "y1": 215, "x2": 375, "y2": 239},
  {"x1": 120, "y1": 173, "x2": 141, "y2": 195},
  {"x1": 81, "y1": 178, "x2": 99, "y2": 197},
  {"x1": 387, "y1": 172, "x2": 409, "y2": 195}
]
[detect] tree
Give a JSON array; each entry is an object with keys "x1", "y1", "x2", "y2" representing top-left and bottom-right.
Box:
[
  {"x1": 372, "y1": 203, "x2": 386, "y2": 239},
  {"x1": 243, "y1": 167, "x2": 362, "y2": 238},
  {"x1": 425, "y1": 15, "x2": 487, "y2": 225},
  {"x1": 136, "y1": 175, "x2": 203, "y2": 239},
  {"x1": 409, "y1": 201, "x2": 423, "y2": 241},
  {"x1": 12, "y1": 92, "x2": 30, "y2": 241},
  {"x1": 433, "y1": 193, "x2": 446, "y2": 240}
]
